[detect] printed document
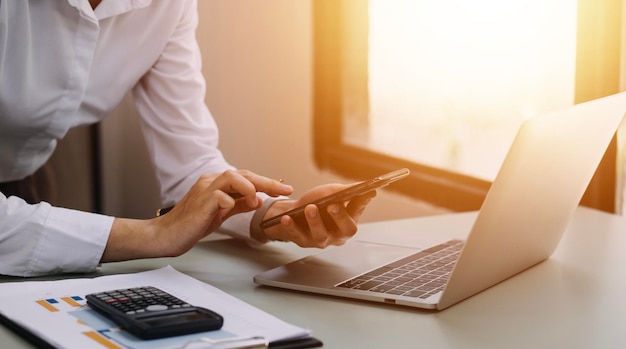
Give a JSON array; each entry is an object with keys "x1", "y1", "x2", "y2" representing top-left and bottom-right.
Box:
[{"x1": 0, "y1": 266, "x2": 312, "y2": 348}]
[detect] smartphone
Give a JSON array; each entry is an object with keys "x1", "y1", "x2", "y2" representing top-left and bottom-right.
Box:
[
  {"x1": 86, "y1": 286, "x2": 223, "y2": 339},
  {"x1": 260, "y1": 168, "x2": 410, "y2": 229}
]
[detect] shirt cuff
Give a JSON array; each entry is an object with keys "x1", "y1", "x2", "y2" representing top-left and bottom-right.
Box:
[
  {"x1": 216, "y1": 196, "x2": 287, "y2": 247},
  {"x1": 32, "y1": 207, "x2": 113, "y2": 276},
  {"x1": 249, "y1": 197, "x2": 285, "y2": 244}
]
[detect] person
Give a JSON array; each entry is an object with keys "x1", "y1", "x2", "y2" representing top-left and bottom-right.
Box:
[{"x1": 0, "y1": 0, "x2": 375, "y2": 277}]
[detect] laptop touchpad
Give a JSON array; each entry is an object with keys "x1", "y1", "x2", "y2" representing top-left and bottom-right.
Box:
[{"x1": 275, "y1": 241, "x2": 419, "y2": 286}]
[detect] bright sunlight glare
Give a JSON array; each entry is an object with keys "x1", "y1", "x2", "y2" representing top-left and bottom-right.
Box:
[{"x1": 363, "y1": 0, "x2": 577, "y2": 180}]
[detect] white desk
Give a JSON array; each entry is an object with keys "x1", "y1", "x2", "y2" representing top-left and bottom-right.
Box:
[{"x1": 2, "y1": 206, "x2": 626, "y2": 348}]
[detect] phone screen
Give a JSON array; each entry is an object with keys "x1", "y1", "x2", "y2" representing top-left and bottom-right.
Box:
[{"x1": 260, "y1": 168, "x2": 410, "y2": 229}]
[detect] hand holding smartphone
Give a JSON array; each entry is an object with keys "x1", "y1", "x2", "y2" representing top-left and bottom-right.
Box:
[{"x1": 260, "y1": 168, "x2": 410, "y2": 229}]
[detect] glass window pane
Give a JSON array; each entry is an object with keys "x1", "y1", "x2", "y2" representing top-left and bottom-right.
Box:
[{"x1": 343, "y1": 0, "x2": 578, "y2": 181}]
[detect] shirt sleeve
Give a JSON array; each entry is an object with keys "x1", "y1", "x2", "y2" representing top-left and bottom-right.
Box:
[
  {"x1": 0, "y1": 193, "x2": 113, "y2": 277},
  {"x1": 131, "y1": 0, "x2": 265, "y2": 243},
  {"x1": 131, "y1": 0, "x2": 234, "y2": 207}
]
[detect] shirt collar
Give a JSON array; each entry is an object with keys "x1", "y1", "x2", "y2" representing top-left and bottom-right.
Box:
[{"x1": 66, "y1": 0, "x2": 152, "y2": 20}]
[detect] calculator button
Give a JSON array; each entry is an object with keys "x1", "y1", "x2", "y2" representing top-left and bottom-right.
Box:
[{"x1": 146, "y1": 305, "x2": 168, "y2": 312}]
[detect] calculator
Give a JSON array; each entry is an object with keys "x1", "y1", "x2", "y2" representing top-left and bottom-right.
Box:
[{"x1": 86, "y1": 286, "x2": 223, "y2": 339}]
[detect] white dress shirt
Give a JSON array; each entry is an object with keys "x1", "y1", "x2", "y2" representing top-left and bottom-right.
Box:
[{"x1": 0, "y1": 0, "x2": 261, "y2": 276}]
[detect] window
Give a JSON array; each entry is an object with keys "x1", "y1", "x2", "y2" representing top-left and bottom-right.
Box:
[{"x1": 314, "y1": 0, "x2": 623, "y2": 212}]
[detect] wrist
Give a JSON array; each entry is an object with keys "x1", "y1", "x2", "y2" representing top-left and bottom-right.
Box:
[
  {"x1": 250, "y1": 198, "x2": 289, "y2": 243},
  {"x1": 102, "y1": 218, "x2": 160, "y2": 262}
]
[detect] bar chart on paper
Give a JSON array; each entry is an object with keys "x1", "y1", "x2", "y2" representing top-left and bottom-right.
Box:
[
  {"x1": 36, "y1": 296, "x2": 84, "y2": 312},
  {"x1": 34, "y1": 294, "x2": 127, "y2": 349}
]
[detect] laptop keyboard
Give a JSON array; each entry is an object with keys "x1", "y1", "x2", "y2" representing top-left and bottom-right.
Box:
[{"x1": 336, "y1": 239, "x2": 464, "y2": 299}]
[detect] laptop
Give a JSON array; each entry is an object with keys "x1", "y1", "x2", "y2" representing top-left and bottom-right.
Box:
[{"x1": 254, "y1": 92, "x2": 626, "y2": 310}]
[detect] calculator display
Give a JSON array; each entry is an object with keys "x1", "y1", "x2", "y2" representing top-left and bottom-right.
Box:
[{"x1": 142, "y1": 310, "x2": 212, "y2": 326}]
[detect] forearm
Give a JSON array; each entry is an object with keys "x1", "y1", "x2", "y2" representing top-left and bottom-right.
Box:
[{"x1": 101, "y1": 218, "x2": 162, "y2": 262}]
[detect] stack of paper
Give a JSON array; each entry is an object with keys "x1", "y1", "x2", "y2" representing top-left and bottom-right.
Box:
[{"x1": 0, "y1": 266, "x2": 320, "y2": 349}]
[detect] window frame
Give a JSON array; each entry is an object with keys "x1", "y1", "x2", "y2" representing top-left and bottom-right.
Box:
[{"x1": 313, "y1": 0, "x2": 622, "y2": 212}]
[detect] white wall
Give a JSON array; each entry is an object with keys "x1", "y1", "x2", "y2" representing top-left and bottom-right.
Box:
[{"x1": 101, "y1": 1, "x2": 443, "y2": 222}]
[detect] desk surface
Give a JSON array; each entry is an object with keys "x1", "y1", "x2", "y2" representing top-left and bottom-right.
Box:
[{"x1": 2, "y1": 206, "x2": 626, "y2": 349}]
